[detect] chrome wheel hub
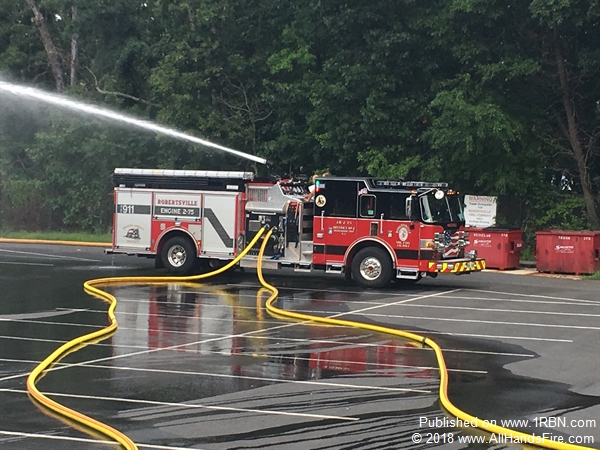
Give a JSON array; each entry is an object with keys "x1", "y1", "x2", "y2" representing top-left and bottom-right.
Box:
[
  {"x1": 167, "y1": 245, "x2": 186, "y2": 267},
  {"x1": 359, "y1": 257, "x2": 382, "y2": 280}
]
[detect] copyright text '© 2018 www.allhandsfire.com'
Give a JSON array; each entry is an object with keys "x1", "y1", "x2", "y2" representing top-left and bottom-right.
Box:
[{"x1": 411, "y1": 416, "x2": 596, "y2": 445}]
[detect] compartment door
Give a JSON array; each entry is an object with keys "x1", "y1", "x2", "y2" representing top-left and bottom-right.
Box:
[
  {"x1": 114, "y1": 189, "x2": 152, "y2": 250},
  {"x1": 202, "y1": 194, "x2": 237, "y2": 255}
]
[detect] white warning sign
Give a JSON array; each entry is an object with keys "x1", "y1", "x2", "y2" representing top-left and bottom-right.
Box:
[{"x1": 464, "y1": 195, "x2": 497, "y2": 228}]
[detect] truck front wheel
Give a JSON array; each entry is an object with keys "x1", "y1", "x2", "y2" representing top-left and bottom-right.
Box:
[
  {"x1": 161, "y1": 236, "x2": 196, "y2": 275},
  {"x1": 351, "y1": 247, "x2": 393, "y2": 289}
]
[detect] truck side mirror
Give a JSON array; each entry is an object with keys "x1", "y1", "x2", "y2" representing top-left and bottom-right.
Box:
[{"x1": 405, "y1": 197, "x2": 413, "y2": 219}]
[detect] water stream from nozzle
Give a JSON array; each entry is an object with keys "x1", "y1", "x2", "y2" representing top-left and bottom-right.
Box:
[{"x1": 0, "y1": 81, "x2": 267, "y2": 165}]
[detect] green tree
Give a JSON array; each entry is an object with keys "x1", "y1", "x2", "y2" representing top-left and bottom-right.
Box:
[
  {"x1": 1, "y1": 0, "x2": 598, "y2": 234},
  {"x1": 13, "y1": 110, "x2": 167, "y2": 232},
  {"x1": 424, "y1": 0, "x2": 599, "y2": 226},
  {"x1": 529, "y1": 0, "x2": 600, "y2": 227},
  {"x1": 147, "y1": 0, "x2": 284, "y2": 173},
  {"x1": 0, "y1": 0, "x2": 55, "y2": 87},
  {"x1": 263, "y1": 0, "x2": 440, "y2": 177}
]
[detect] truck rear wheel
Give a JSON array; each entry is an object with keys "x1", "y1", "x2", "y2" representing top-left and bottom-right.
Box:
[
  {"x1": 161, "y1": 236, "x2": 196, "y2": 275},
  {"x1": 351, "y1": 247, "x2": 393, "y2": 289}
]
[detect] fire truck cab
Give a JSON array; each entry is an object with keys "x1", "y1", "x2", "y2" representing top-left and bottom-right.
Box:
[
  {"x1": 303, "y1": 176, "x2": 484, "y2": 287},
  {"x1": 109, "y1": 168, "x2": 485, "y2": 288}
]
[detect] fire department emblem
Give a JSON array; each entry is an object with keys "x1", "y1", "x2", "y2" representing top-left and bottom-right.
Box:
[
  {"x1": 123, "y1": 226, "x2": 142, "y2": 240},
  {"x1": 125, "y1": 228, "x2": 140, "y2": 239},
  {"x1": 315, "y1": 195, "x2": 326, "y2": 207},
  {"x1": 397, "y1": 224, "x2": 410, "y2": 242}
]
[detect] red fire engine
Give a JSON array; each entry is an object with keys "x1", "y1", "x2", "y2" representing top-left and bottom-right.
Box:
[{"x1": 109, "y1": 168, "x2": 485, "y2": 288}]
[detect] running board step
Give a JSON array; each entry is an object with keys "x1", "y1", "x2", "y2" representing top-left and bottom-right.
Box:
[
  {"x1": 294, "y1": 263, "x2": 312, "y2": 272},
  {"x1": 326, "y1": 264, "x2": 344, "y2": 274},
  {"x1": 396, "y1": 268, "x2": 419, "y2": 280}
]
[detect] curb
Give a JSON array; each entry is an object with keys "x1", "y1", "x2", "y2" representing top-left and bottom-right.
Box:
[
  {"x1": 483, "y1": 268, "x2": 538, "y2": 276},
  {"x1": 519, "y1": 260, "x2": 537, "y2": 268},
  {"x1": 483, "y1": 267, "x2": 584, "y2": 280},
  {"x1": 0, "y1": 238, "x2": 111, "y2": 248}
]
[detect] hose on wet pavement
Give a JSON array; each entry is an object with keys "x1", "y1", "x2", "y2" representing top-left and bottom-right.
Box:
[
  {"x1": 26, "y1": 227, "x2": 267, "y2": 450},
  {"x1": 27, "y1": 226, "x2": 594, "y2": 450},
  {"x1": 256, "y1": 229, "x2": 595, "y2": 450}
]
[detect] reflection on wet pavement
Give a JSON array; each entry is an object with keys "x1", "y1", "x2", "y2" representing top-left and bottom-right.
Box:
[
  {"x1": 110, "y1": 284, "x2": 438, "y2": 387},
  {"x1": 105, "y1": 284, "x2": 441, "y2": 448},
  {"x1": 1, "y1": 244, "x2": 598, "y2": 449}
]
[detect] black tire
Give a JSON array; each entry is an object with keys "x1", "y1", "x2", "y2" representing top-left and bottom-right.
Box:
[
  {"x1": 351, "y1": 247, "x2": 393, "y2": 289},
  {"x1": 161, "y1": 236, "x2": 196, "y2": 275}
]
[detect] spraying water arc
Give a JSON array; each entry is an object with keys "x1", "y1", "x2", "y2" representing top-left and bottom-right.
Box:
[{"x1": 0, "y1": 81, "x2": 268, "y2": 165}]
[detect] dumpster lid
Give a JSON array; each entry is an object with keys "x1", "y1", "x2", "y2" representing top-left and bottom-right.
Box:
[{"x1": 536, "y1": 230, "x2": 600, "y2": 235}]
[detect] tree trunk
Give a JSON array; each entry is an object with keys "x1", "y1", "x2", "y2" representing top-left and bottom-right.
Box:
[
  {"x1": 70, "y1": 5, "x2": 78, "y2": 87},
  {"x1": 25, "y1": 0, "x2": 65, "y2": 92},
  {"x1": 187, "y1": 5, "x2": 196, "y2": 30},
  {"x1": 554, "y1": 29, "x2": 599, "y2": 227}
]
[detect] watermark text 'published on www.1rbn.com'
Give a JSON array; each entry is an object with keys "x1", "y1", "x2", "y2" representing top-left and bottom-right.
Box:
[{"x1": 410, "y1": 416, "x2": 596, "y2": 445}]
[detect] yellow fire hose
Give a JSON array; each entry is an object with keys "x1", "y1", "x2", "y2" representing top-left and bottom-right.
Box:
[
  {"x1": 26, "y1": 226, "x2": 594, "y2": 449},
  {"x1": 26, "y1": 228, "x2": 267, "y2": 450},
  {"x1": 256, "y1": 229, "x2": 594, "y2": 450}
]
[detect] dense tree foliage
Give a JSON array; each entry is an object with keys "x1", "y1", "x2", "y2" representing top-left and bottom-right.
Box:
[{"x1": 0, "y1": 0, "x2": 598, "y2": 237}]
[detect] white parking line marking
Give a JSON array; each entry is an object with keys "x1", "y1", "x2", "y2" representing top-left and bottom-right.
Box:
[
  {"x1": 426, "y1": 331, "x2": 572, "y2": 342},
  {"x1": 437, "y1": 294, "x2": 597, "y2": 307},
  {"x1": 0, "y1": 319, "x2": 570, "y2": 350},
  {"x1": 0, "y1": 312, "x2": 390, "y2": 372},
  {"x1": 0, "y1": 248, "x2": 100, "y2": 262},
  {"x1": 441, "y1": 348, "x2": 535, "y2": 357},
  {"x1": 225, "y1": 282, "x2": 418, "y2": 298},
  {"x1": 0, "y1": 316, "x2": 282, "y2": 329},
  {"x1": 396, "y1": 303, "x2": 600, "y2": 317},
  {"x1": 0, "y1": 430, "x2": 113, "y2": 446},
  {"x1": 465, "y1": 288, "x2": 600, "y2": 304},
  {"x1": 0, "y1": 336, "x2": 493, "y2": 372},
  {"x1": 62, "y1": 301, "x2": 598, "y2": 334},
  {"x1": 0, "y1": 350, "x2": 485, "y2": 379},
  {"x1": 0, "y1": 430, "x2": 196, "y2": 450},
  {"x1": 0, "y1": 388, "x2": 360, "y2": 421},
  {"x1": 226, "y1": 284, "x2": 600, "y2": 305},
  {"x1": 323, "y1": 288, "x2": 461, "y2": 317},
  {"x1": 0, "y1": 359, "x2": 431, "y2": 393},
  {"x1": 366, "y1": 312, "x2": 600, "y2": 330},
  {"x1": 0, "y1": 309, "x2": 88, "y2": 320},
  {"x1": 0, "y1": 261, "x2": 54, "y2": 266}
]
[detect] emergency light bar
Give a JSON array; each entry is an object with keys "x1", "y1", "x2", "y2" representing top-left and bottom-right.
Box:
[
  {"x1": 374, "y1": 180, "x2": 448, "y2": 188},
  {"x1": 402, "y1": 181, "x2": 448, "y2": 188}
]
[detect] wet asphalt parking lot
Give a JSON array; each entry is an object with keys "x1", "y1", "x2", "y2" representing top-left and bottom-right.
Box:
[{"x1": 0, "y1": 242, "x2": 598, "y2": 449}]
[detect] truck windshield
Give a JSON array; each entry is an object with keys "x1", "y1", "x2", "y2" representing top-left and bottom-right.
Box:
[{"x1": 420, "y1": 193, "x2": 465, "y2": 224}]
